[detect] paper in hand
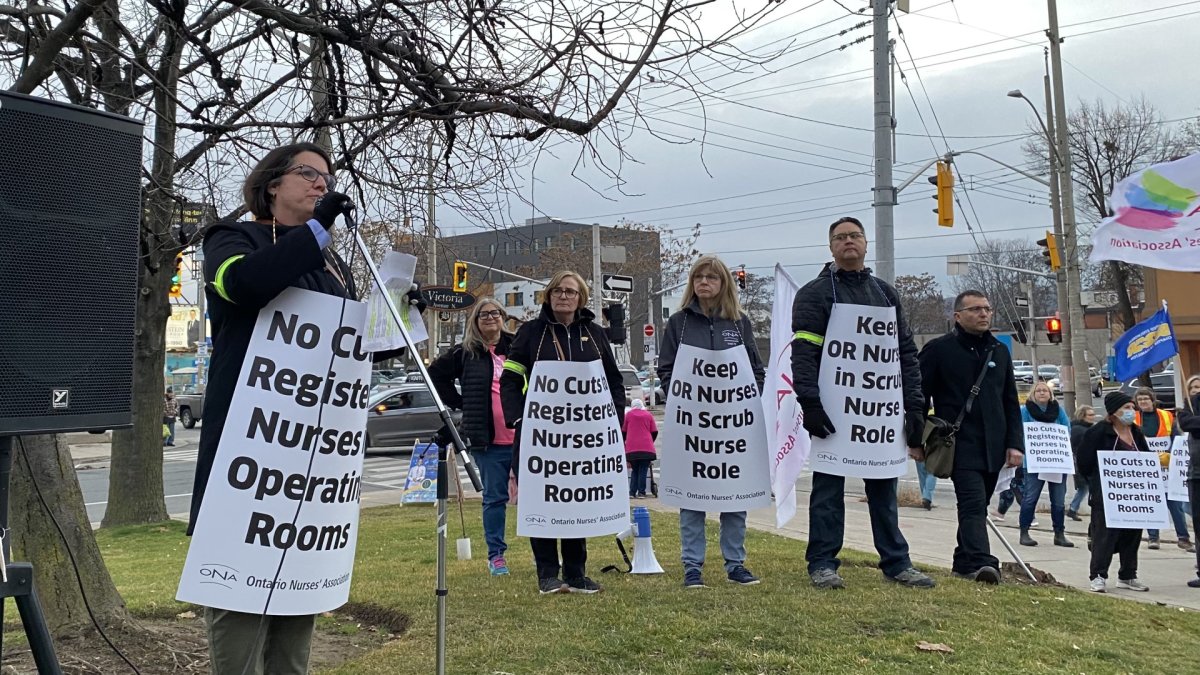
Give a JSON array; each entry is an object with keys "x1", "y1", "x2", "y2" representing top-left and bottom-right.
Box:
[{"x1": 364, "y1": 250, "x2": 429, "y2": 352}]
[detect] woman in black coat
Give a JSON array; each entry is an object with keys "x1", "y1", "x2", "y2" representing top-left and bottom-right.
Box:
[
  {"x1": 429, "y1": 298, "x2": 516, "y2": 576},
  {"x1": 1077, "y1": 392, "x2": 1152, "y2": 594},
  {"x1": 498, "y1": 270, "x2": 626, "y2": 595},
  {"x1": 1175, "y1": 374, "x2": 1200, "y2": 588},
  {"x1": 1067, "y1": 405, "x2": 1097, "y2": 521}
]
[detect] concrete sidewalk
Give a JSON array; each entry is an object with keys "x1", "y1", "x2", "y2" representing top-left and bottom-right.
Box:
[
  {"x1": 66, "y1": 432, "x2": 191, "y2": 466},
  {"x1": 646, "y1": 486, "x2": 1200, "y2": 612}
]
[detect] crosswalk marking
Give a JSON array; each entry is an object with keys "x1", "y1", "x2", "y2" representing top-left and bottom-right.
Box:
[{"x1": 161, "y1": 447, "x2": 473, "y2": 490}]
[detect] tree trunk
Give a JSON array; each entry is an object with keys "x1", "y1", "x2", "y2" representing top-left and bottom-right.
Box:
[
  {"x1": 102, "y1": 18, "x2": 187, "y2": 527},
  {"x1": 9, "y1": 435, "x2": 128, "y2": 636}
]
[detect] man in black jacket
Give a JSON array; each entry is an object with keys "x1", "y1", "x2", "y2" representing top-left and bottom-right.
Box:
[
  {"x1": 791, "y1": 216, "x2": 933, "y2": 590},
  {"x1": 919, "y1": 290, "x2": 1023, "y2": 584}
]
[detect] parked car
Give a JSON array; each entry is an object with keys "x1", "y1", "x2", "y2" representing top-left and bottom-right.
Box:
[
  {"x1": 1048, "y1": 367, "x2": 1103, "y2": 398},
  {"x1": 619, "y1": 365, "x2": 646, "y2": 407},
  {"x1": 365, "y1": 384, "x2": 462, "y2": 451},
  {"x1": 1118, "y1": 372, "x2": 1178, "y2": 410},
  {"x1": 1037, "y1": 365, "x2": 1060, "y2": 382},
  {"x1": 176, "y1": 386, "x2": 205, "y2": 429},
  {"x1": 1013, "y1": 362, "x2": 1036, "y2": 385},
  {"x1": 642, "y1": 378, "x2": 666, "y2": 405}
]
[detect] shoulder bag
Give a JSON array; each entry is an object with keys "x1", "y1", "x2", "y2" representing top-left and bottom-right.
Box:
[{"x1": 922, "y1": 346, "x2": 995, "y2": 479}]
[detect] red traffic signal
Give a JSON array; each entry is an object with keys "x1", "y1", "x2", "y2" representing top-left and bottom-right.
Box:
[
  {"x1": 735, "y1": 268, "x2": 747, "y2": 290},
  {"x1": 1045, "y1": 315, "x2": 1062, "y2": 344}
]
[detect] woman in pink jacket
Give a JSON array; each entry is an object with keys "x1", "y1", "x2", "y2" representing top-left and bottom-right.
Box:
[{"x1": 624, "y1": 399, "x2": 658, "y2": 498}]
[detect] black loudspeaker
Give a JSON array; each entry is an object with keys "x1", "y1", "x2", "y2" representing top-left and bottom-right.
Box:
[{"x1": 0, "y1": 91, "x2": 142, "y2": 435}]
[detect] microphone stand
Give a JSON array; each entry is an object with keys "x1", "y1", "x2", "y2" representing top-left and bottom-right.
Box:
[{"x1": 341, "y1": 209, "x2": 480, "y2": 675}]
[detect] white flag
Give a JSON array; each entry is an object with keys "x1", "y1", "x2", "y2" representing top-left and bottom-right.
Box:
[
  {"x1": 763, "y1": 264, "x2": 811, "y2": 527},
  {"x1": 1089, "y1": 152, "x2": 1200, "y2": 271}
]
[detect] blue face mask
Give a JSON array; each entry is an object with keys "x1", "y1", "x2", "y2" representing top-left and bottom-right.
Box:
[{"x1": 1119, "y1": 409, "x2": 1136, "y2": 425}]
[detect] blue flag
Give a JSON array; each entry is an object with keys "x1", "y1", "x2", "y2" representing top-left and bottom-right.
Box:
[{"x1": 1112, "y1": 307, "x2": 1178, "y2": 381}]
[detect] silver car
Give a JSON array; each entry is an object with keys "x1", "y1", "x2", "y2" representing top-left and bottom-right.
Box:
[{"x1": 365, "y1": 385, "x2": 462, "y2": 452}]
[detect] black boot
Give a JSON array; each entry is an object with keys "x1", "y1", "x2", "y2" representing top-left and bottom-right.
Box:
[
  {"x1": 1054, "y1": 529, "x2": 1075, "y2": 547},
  {"x1": 1067, "y1": 509, "x2": 1082, "y2": 522},
  {"x1": 1020, "y1": 528, "x2": 1038, "y2": 546}
]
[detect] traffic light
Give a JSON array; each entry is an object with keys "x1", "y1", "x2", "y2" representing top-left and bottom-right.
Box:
[
  {"x1": 1036, "y1": 231, "x2": 1062, "y2": 271},
  {"x1": 1010, "y1": 320, "x2": 1028, "y2": 345},
  {"x1": 602, "y1": 303, "x2": 627, "y2": 344},
  {"x1": 1045, "y1": 314, "x2": 1062, "y2": 344},
  {"x1": 928, "y1": 160, "x2": 954, "y2": 227},
  {"x1": 735, "y1": 267, "x2": 747, "y2": 290},
  {"x1": 452, "y1": 261, "x2": 468, "y2": 292},
  {"x1": 170, "y1": 252, "x2": 183, "y2": 298}
]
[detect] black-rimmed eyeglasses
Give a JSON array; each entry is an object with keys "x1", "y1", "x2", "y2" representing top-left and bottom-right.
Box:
[
  {"x1": 286, "y1": 164, "x2": 337, "y2": 191},
  {"x1": 477, "y1": 310, "x2": 503, "y2": 320}
]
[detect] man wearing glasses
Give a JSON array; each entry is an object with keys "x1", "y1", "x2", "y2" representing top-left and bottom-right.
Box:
[
  {"x1": 790, "y1": 217, "x2": 933, "y2": 590},
  {"x1": 918, "y1": 291, "x2": 1024, "y2": 584}
]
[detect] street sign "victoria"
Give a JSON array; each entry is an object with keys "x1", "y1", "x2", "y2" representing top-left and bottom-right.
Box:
[{"x1": 420, "y1": 286, "x2": 477, "y2": 310}]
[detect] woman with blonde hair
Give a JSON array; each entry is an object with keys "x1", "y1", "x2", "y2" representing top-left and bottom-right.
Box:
[
  {"x1": 429, "y1": 298, "x2": 516, "y2": 576},
  {"x1": 499, "y1": 270, "x2": 626, "y2": 594},
  {"x1": 657, "y1": 255, "x2": 765, "y2": 588},
  {"x1": 1017, "y1": 381, "x2": 1073, "y2": 548}
]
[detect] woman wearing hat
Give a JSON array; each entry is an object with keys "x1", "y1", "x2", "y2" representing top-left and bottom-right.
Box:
[{"x1": 1076, "y1": 391, "x2": 1153, "y2": 593}]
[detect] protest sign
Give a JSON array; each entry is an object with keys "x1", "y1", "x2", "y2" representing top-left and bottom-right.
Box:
[
  {"x1": 1023, "y1": 422, "x2": 1074, "y2": 476},
  {"x1": 401, "y1": 443, "x2": 439, "y2": 504},
  {"x1": 178, "y1": 288, "x2": 372, "y2": 615},
  {"x1": 1167, "y1": 436, "x2": 1191, "y2": 502},
  {"x1": 515, "y1": 360, "x2": 629, "y2": 538},
  {"x1": 660, "y1": 344, "x2": 771, "y2": 512},
  {"x1": 809, "y1": 304, "x2": 907, "y2": 478},
  {"x1": 763, "y1": 265, "x2": 810, "y2": 527},
  {"x1": 1097, "y1": 450, "x2": 1170, "y2": 529}
]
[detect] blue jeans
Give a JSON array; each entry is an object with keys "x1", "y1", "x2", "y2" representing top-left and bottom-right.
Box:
[
  {"x1": 628, "y1": 459, "x2": 652, "y2": 497},
  {"x1": 806, "y1": 472, "x2": 912, "y2": 577},
  {"x1": 471, "y1": 445, "x2": 513, "y2": 561},
  {"x1": 1069, "y1": 475, "x2": 1089, "y2": 513},
  {"x1": 680, "y1": 509, "x2": 747, "y2": 574},
  {"x1": 915, "y1": 461, "x2": 937, "y2": 502},
  {"x1": 1148, "y1": 499, "x2": 1190, "y2": 541},
  {"x1": 1018, "y1": 472, "x2": 1066, "y2": 531},
  {"x1": 165, "y1": 419, "x2": 176, "y2": 445}
]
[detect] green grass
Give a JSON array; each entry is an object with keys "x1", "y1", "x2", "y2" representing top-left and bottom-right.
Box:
[{"x1": 100, "y1": 506, "x2": 1200, "y2": 674}]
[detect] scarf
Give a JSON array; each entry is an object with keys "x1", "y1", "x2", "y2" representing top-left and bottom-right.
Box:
[{"x1": 1025, "y1": 398, "x2": 1061, "y2": 423}]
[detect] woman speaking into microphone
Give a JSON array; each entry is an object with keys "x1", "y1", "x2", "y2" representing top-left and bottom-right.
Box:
[{"x1": 500, "y1": 270, "x2": 626, "y2": 595}]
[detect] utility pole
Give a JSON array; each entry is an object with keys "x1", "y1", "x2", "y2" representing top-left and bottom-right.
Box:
[
  {"x1": 426, "y1": 137, "x2": 439, "y2": 362},
  {"x1": 872, "y1": 0, "x2": 896, "y2": 284},
  {"x1": 592, "y1": 223, "x2": 603, "y2": 318},
  {"x1": 1043, "y1": 61, "x2": 1075, "y2": 411},
  {"x1": 1023, "y1": 279, "x2": 1039, "y2": 371},
  {"x1": 1047, "y1": 0, "x2": 1091, "y2": 404}
]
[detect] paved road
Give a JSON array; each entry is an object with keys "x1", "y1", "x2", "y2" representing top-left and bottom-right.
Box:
[{"x1": 76, "y1": 425, "x2": 474, "y2": 525}]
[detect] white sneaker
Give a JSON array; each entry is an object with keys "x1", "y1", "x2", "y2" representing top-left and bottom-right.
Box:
[
  {"x1": 989, "y1": 509, "x2": 1005, "y2": 522},
  {"x1": 1117, "y1": 578, "x2": 1150, "y2": 592},
  {"x1": 1030, "y1": 519, "x2": 1040, "y2": 528},
  {"x1": 1089, "y1": 577, "x2": 1106, "y2": 593}
]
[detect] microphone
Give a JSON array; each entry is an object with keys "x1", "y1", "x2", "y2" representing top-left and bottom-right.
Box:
[{"x1": 316, "y1": 193, "x2": 355, "y2": 214}]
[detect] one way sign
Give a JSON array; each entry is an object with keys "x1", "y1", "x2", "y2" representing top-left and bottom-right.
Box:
[{"x1": 602, "y1": 273, "x2": 634, "y2": 293}]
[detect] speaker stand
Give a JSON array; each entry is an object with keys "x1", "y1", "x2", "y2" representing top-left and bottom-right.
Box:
[{"x1": 0, "y1": 436, "x2": 63, "y2": 674}]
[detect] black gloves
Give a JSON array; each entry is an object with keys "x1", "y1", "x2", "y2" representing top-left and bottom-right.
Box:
[
  {"x1": 434, "y1": 423, "x2": 469, "y2": 449},
  {"x1": 799, "y1": 399, "x2": 836, "y2": 439},
  {"x1": 407, "y1": 281, "x2": 427, "y2": 314},
  {"x1": 905, "y1": 411, "x2": 926, "y2": 448},
  {"x1": 313, "y1": 191, "x2": 353, "y2": 229}
]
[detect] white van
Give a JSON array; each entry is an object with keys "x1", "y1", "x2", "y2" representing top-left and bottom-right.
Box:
[{"x1": 618, "y1": 365, "x2": 647, "y2": 407}]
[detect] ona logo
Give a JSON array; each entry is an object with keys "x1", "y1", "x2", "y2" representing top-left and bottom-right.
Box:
[
  {"x1": 815, "y1": 452, "x2": 838, "y2": 463},
  {"x1": 664, "y1": 486, "x2": 683, "y2": 496},
  {"x1": 199, "y1": 563, "x2": 240, "y2": 589},
  {"x1": 524, "y1": 514, "x2": 547, "y2": 525}
]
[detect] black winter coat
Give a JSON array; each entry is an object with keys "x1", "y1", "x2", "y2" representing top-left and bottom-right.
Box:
[
  {"x1": 790, "y1": 263, "x2": 923, "y2": 414},
  {"x1": 1076, "y1": 420, "x2": 1151, "y2": 506},
  {"x1": 656, "y1": 298, "x2": 765, "y2": 399},
  {"x1": 918, "y1": 324, "x2": 1023, "y2": 472},
  {"x1": 190, "y1": 219, "x2": 404, "y2": 535},
  {"x1": 428, "y1": 333, "x2": 514, "y2": 453},
  {"x1": 1176, "y1": 393, "x2": 1200, "y2": 480},
  {"x1": 499, "y1": 304, "x2": 626, "y2": 431}
]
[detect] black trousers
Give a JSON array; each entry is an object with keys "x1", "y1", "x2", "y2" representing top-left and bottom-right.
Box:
[
  {"x1": 1190, "y1": 479, "x2": 1200, "y2": 574},
  {"x1": 530, "y1": 538, "x2": 587, "y2": 581},
  {"x1": 806, "y1": 472, "x2": 912, "y2": 577},
  {"x1": 1088, "y1": 502, "x2": 1141, "y2": 581},
  {"x1": 950, "y1": 468, "x2": 1000, "y2": 575}
]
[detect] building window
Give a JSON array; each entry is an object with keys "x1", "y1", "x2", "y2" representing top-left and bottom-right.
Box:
[
  {"x1": 503, "y1": 242, "x2": 510, "y2": 255},
  {"x1": 506, "y1": 292, "x2": 524, "y2": 307},
  {"x1": 489, "y1": 243, "x2": 496, "y2": 256},
  {"x1": 662, "y1": 307, "x2": 670, "y2": 320},
  {"x1": 533, "y1": 240, "x2": 540, "y2": 252},
  {"x1": 545, "y1": 236, "x2": 553, "y2": 249},
  {"x1": 570, "y1": 237, "x2": 576, "y2": 251}
]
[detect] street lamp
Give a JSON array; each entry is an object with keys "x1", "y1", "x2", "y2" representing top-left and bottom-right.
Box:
[{"x1": 1007, "y1": 89, "x2": 1065, "y2": 169}]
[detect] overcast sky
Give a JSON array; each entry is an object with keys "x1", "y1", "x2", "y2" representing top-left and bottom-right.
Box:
[{"x1": 440, "y1": 0, "x2": 1200, "y2": 289}]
